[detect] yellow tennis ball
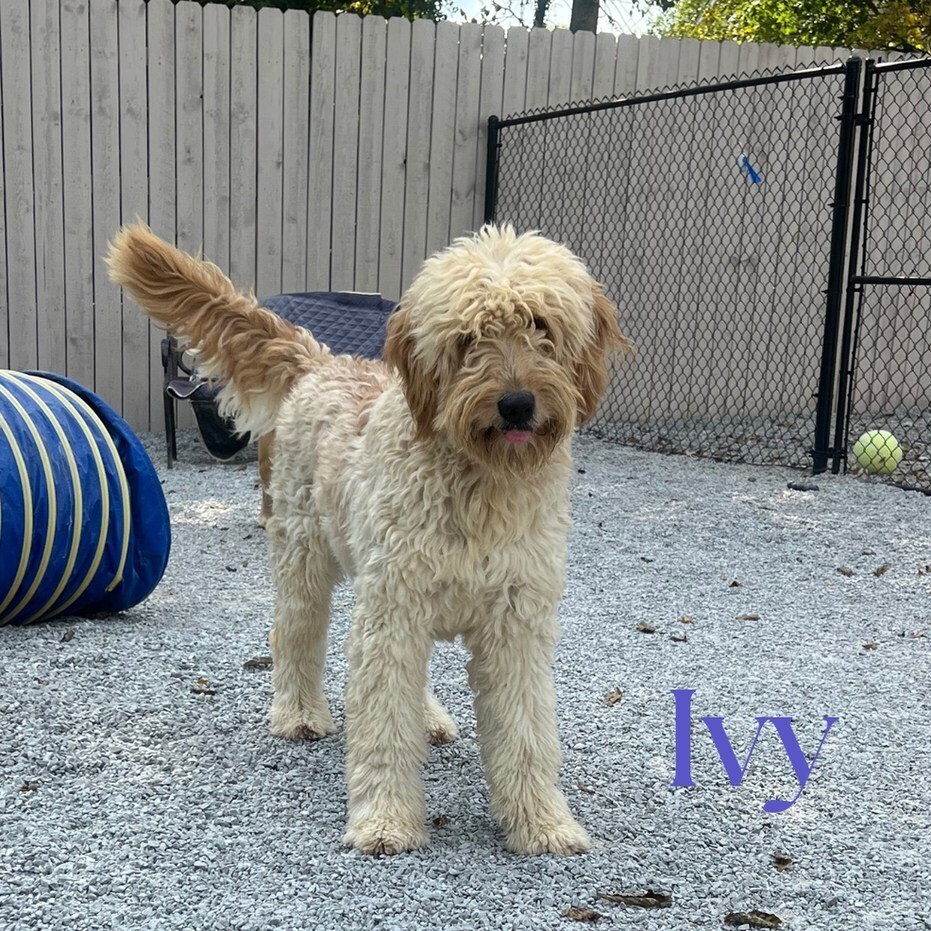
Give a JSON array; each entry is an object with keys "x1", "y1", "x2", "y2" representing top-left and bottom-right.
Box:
[{"x1": 853, "y1": 430, "x2": 902, "y2": 475}]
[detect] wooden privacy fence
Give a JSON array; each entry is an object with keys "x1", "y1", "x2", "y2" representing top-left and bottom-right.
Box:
[{"x1": 0, "y1": 0, "x2": 850, "y2": 431}]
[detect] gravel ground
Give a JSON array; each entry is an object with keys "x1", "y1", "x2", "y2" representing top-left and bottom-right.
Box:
[{"x1": 2, "y1": 428, "x2": 930, "y2": 931}]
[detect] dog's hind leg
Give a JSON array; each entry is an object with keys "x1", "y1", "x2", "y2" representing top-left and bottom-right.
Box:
[
  {"x1": 466, "y1": 617, "x2": 590, "y2": 856},
  {"x1": 424, "y1": 685, "x2": 458, "y2": 745},
  {"x1": 267, "y1": 514, "x2": 340, "y2": 740}
]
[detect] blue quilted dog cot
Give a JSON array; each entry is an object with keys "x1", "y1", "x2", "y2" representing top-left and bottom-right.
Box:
[{"x1": 0, "y1": 370, "x2": 170, "y2": 625}]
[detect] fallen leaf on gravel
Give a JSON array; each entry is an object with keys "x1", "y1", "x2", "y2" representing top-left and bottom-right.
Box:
[
  {"x1": 432, "y1": 814, "x2": 449, "y2": 828},
  {"x1": 640, "y1": 556, "x2": 655, "y2": 563},
  {"x1": 728, "y1": 580, "x2": 741, "y2": 588},
  {"x1": 724, "y1": 910, "x2": 782, "y2": 928},
  {"x1": 837, "y1": 566, "x2": 854, "y2": 577},
  {"x1": 191, "y1": 687, "x2": 217, "y2": 696},
  {"x1": 604, "y1": 687, "x2": 623, "y2": 706},
  {"x1": 736, "y1": 614, "x2": 760, "y2": 621},
  {"x1": 863, "y1": 641, "x2": 879, "y2": 651},
  {"x1": 563, "y1": 907, "x2": 602, "y2": 922},
  {"x1": 918, "y1": 564, "x2": 931, "y2": 576},
  {"x1": 225, "y1": 565, "x2": 238, "y2": 572},
  {"x1": 772, "y1": 852, "x2": 793, "y2": 872},
  {"x1": 243, "y1": 656, "x2": 273, "y2": 670},
  {"x1": 912, "y1": 630, "x2": 927, "y2": 639},
  {"x1": 17, "y1": 781, "x2": 39, "y2": 793},
  {"x1": 60, "y1": 629, "x2": 75, "y2": 643},
  {"x1": 669, "y1": 633, "x2": 688, "y2": 643},
  {"x1": 597, "y1": 891, "x2": 672, "y2": 909},
  {"x1": 577, "y1": 783, "x2": 596, "y2": 794},
  {"x1": 873, "y1": 564, "x2": 890, "y2": 577},
  {"x1": 635, "y1": 621, "x2": 655, "y2": 634},
  {"x1": 678, "y1": 615, "x2": 695, "y2": 624}
]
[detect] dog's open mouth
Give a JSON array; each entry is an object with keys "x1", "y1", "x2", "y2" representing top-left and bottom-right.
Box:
[{"x1": 503, "y1": 429, "x2": 533, "y2": 444}]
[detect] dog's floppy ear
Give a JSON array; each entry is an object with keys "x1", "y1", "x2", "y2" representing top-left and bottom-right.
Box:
[
  {"x1": 383, "y1": 302, "x2": 440, "y2": 441},
  {"x1": 576, "y1": 286, "x2": 633, "y2": 425}
]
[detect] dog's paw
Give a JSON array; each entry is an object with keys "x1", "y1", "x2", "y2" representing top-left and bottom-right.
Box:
[
  {"x1": 343, "y1": 818, "x2": 429, "y2": 856},
  {"x1": 424, "y1": 705, "x2": 458, "y2": 746},
  {"x1": 426, "y1": 720, "x2": 458, "y2": 745},
  {"x1": 505, "y1": 817, "x2": 590, "y2": 856},
  {"x1": 269, "y1": 702, "x2": 337, "y2": 740}
]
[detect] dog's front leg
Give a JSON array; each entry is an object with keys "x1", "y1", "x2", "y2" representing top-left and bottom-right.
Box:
[
  {"x1": 342, "y1": 590, "x2": 432, "y2": 856},
  {"x1": 467, "y1": 620, "x2": 590, "y2": 856}
]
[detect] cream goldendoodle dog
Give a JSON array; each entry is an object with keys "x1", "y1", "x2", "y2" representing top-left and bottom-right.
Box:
[{"x1": 108, "y1": 223, "x2": 629, "y2": 856}]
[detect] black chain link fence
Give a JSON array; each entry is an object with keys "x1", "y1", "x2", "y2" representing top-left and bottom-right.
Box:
[
  {"x1": 487, "y1": 58, "x2": 931, "y2": 492},
  {"x1": 844, "y1": 60, "x2": 931, "y2": 490}
]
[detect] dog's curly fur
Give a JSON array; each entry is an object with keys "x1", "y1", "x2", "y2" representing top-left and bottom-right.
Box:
[{"x1": 108, "y1": 223, "x2": 631, "y2": 856}]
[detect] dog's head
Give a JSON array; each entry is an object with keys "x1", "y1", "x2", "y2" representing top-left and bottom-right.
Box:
[{"x1": 384, "y1": 226, "x2": 631, "y2": 474}]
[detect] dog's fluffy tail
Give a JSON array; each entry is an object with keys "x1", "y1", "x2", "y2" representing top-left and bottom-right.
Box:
[{"x1": 107, "y1": 222, "x2": 324, "y2": 437}]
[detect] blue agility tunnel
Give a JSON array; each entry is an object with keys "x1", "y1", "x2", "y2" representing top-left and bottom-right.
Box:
[{"x1": 0, "y1": 371, "x2": 170, "y2": 625}]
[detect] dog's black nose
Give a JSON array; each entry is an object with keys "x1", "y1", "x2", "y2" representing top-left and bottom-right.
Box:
[{"x1": 497, "y1": 391, "x2": 535, "y2": 426}]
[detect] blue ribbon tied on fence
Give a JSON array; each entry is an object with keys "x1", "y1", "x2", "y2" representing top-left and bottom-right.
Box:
[{"x1": 738, "y1": 153, "x2": 763, "y2": 185}]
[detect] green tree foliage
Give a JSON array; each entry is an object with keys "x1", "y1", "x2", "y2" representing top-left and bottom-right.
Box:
[
  {"x1": 656, "y1": 0, "x2": 930, "y2": 53},
  {"x1": 202, "y1": 0, "x2": 445, "y2": 21}
]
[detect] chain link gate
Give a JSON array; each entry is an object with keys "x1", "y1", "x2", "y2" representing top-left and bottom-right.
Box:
[
  {"x1": 484, "y1": 57, "x2": 931, "y2": 491},
  {"x1": 835, "y1": 58, "x2": 931, "y2": 491}
]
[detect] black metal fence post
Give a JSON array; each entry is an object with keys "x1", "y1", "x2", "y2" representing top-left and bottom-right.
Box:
[
  {"x1": 831, "y1": 59, "x2": 876, "y2": 474},
  {"x1": 813, "y1": 57, "x2": 862, "y2": 474},
  {"x1": 483, "y1": 115, "x2": 500, "y2": 225}
]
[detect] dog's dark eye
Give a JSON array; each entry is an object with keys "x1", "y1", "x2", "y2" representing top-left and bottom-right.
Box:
[{"x1": 531, "y1": 317, "x2": 548, "y2": 332}]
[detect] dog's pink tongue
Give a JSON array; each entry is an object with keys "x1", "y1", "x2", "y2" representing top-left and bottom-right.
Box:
[{"x1": 503, "y1": 429, "x2": 533, "y2": 444}]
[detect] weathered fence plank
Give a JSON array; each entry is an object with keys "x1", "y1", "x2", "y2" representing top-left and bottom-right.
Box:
[
  {"x1": 355, "y1": 15, "x2": 387, "y2": 293},
  {"x1": 280, "y1": 10, "x2": 311, "y2": 293},
  {"x1": 118, "y1": 0, "x2": 151, "y2": 430},
  {"x1": 203, "y1": 3, "x2": 231, "y2": 275},
  {"x1": 425, "y1": 21, "x2": 458, "y2": 259},
  {"x1": 61, "y1": 0, "x2": 96, "y2": 391},
  {"x1": 2, "y1": 0, "x2": 37, "y2": 373},
  {"x1": 332, "y1": 14, "x2": 363, "y2": 292},
  {"x1": 473, "y1": 25, "x2": 505, "y2": 233},
  {"x1": 229, "y1": 3, "x2": 258, "y2": 290},
  {"x1": 401, "y1": 18, "x2": 436, "y2": 292},
  {"x1": 31, "y1": 0, "x2": 66, "y2": 377},
  {"x1": 256, "y1": 7, "x2": 285, "y2": 298},
  {"x1": 450, "y1": 24, "x2": 484, "y2": 243},
  {"x1": 90, "y1": 0, "x2": 123, "y2": 413}
]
